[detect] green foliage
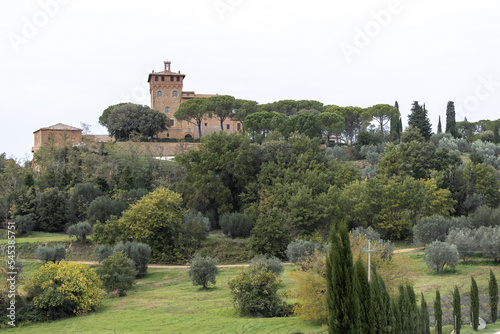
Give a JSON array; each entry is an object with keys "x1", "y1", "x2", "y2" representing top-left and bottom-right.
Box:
[
  {"x1": 425, "y1": 241, "x2": 459, "y2": 273},
  {"x1": 188, "y1": 254, "x2": 219, "y2": 289},
  {"x1": 92, "y1": 215, "x2": 121, "y2": 245},
  {"x1": 67, "y1": 221, "x2": 93, "y2": 242},
  {"x1": 37, "y1": 187, "x2": 67, "y2": 232},
  {"x1": 471, "y1": 205, "x2": 500, "y2": 228},
  {"x1": 434, "y1": 290, "x2": 442, "y2": 334},
  {"x1": 99, "y1": 103, "x2": 127, "y2": 128},
  {"x1": 94, "y1": 244, "x2": 113, "y2": 263},
  {"x1": 285, "y1": 239, "x2": 322, "y2": 266},
  {"x1": 421, "y1": 293, "x2": 430, "y2": 334},
  {"x1": 86, "y1": 196, "x2": 127, "y2": 225},
  {"x1": 174, "y1": 98, "x2": 210, "y2": 138},
  {"x1": 14, "y1": 214, "x2": 34, "y2": 235},
  {"x1": 227, "y1": 264, "x2": 291, "y2": 317},
  {"x1": 218, "y1": 212, "x2": 252, "y2": 239},
  {"x1": 470, "y1": 276, "x2": 479, "y2": 330},
  {"x1": 445, "y1": 228, "x2": 476, "y2": 262},
  {"x1": 371, "y1": 270, "x2": 392, "y2": 334},
  {"x1": 35, "y1": 245, "x2": 66, "y2": 263},
  {"x1": 25, "y1": 261, "x2": 104, "y2": 319},
  {"x1": 412, "y1": 215, "x2": 451, "y2": 245},
  {"x1": 326, "y1": 221, "x2": 359, "y2": 333},
  {"x1": 479, "y1": 226, "x2": 500, "y2": 262},
  {"x1": 354, "y1": 259, "x2": 373, "y2": 334},
  {"x1": 249, "y1": 209, "x2": 291, "y2": 259},
  {"x1": 489, "y1": 269, "x2": 498, "y2": 323},
  {"x1": 365, "y1": 103, "x2": 398, "y2": 136},
  {"x1": 106, "y1": 103, "x2": 167, "y2": 140},
  {"x1": 408, "y1": 101, "x2": 432, "y2": 141},
  {"x1": 453, "y1": 286, "x2": 461, "y2": 334},
  {"x1": 113, "y1": 241, "x2": 151, "y2": 277},
  {"x1": 249, "y1": 254, "x2": 283, "y2": 275},
  {"x1": 116, "y1": 188, "x2": 186, "y2": 263},
  {"x1": 95, "y1": 251, "x2": 136, "y2": 296},
  {"x1": 183, "y1": 211, "x2": 210, "y2": 249},
  {"x1": 445, "y1": 101, "x2": 457, "y2": 137},
  {"x1": 67, "y1": 182, "x2": 102, "y2": 224}
]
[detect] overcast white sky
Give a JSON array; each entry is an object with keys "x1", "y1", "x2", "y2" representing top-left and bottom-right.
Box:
[{"x1": 1, "y1": 0, "x2": 500, "y2": 161}]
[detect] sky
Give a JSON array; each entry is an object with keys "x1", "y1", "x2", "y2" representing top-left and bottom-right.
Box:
[{"x1": 1, "y1": 0, "x2": 500, "y2": 161}]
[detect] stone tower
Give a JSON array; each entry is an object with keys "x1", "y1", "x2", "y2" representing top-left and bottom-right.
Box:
[{"x1": 148, "y1": 61, "x2": 188, "y2": 138}]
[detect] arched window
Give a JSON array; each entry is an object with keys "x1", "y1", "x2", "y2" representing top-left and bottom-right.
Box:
[
  {"x1": 173, "y1": 91, "x2": 178, "y2": 97},
  {"x1": 185, "y1": 134, "x2": 193, "y2": 139},
  {"x1": 165, "y1": 107, "x2": 170, "y2": 113},
  {"x1": 157, "y1": 91, "x2": 162, "y2": 97}
]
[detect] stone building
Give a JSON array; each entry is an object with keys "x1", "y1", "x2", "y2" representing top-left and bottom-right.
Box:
[{"x1": 148, "y1": 61, "x2": 242, "y2": 139}]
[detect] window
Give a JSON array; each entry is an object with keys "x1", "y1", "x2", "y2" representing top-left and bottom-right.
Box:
[
  {"x1": 170, "y1": 76, "x2": 174, "y2": 81},
  {"x1": 173, "y1": 91, "x2": 177, "y2": 97},
  {"x1": 176, "y1": 76, "x2": 180, "y2": 82},
  {"x1": 166, "y1": 133, "x2": 170, "y2": 138},
  {"x1": 165, "y1": 107, "x2": 170, "y2": 113},
  {"x1": 157, "y1": 91, "x2": 162, "y2": 97},
  {"x1": 185, "y1": 134, "x2": 193, "y2": 139},
  {"x1": 226, "y1": 124, "x2": 230, "y2": 130},
  {"x1": 237, "y1": 123, "x2": 241, "y2": 130},
  {"x1": 161, "y1": 76, "x2": 165, "y2": 81},
  {"x1": 155, "y1": 76, "x2": 158, "y2": 81},
  {"x1": 170, "y1": 119, "x2": 175, "y2": 127},
  {"x1": 204, "y1": 123, "x2": 207, "y2": 126}
]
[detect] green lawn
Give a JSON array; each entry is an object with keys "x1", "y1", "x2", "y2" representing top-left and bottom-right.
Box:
[
  {"x1": 6, "y1": 265, "x2": 326, "y2": 334},
  {"x1": 0, "y1": 230, "x2": 70, "y2": 244}
]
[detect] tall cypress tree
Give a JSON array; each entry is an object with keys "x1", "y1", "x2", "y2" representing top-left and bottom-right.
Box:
[
  {"x1": 392, "y1": 298, "x2": 402, "y2": 334},
  {"x1": 406, "y1": 285, "x2": 420, "y2": 333},
  {"x1": 437, "y1": 116, "x2": 442, "y2": 134},
  {"x1": 408, "y1": 101, "x2": 432, "y2": 141},
  {"x1": 326, "y1": 221, "x2": 359, "y2": 334},
  {"x1": 494, "y1": 123, "x2": 500, "y2": 144},
  {"x1": 489, "y1": 269, "x2": 498, "y2": 324},
  {"x1": 354, "y1": 259, "x2": 374, "y2": 334},
  {"x1": 371, "y1": 272, "x2": 387, "y2": 334},
  {"x1": 434, "y1": 290, "x2": 442, "y2": 334},
  {"x1": 453, "y1": 285, "x2": 461, "y2": 334},
  {"x1": 390, "y1": 101, "x2": 401, "y2": 142},
  {"x1": 421, "y1": 293, "x2": 430, "y2": 334},
  {"x1": 471, "y1": 277, "x2": 479, "y2": 330},
  {"x1": 445, "y1": 101, "x2": 457, "y2": 137}
]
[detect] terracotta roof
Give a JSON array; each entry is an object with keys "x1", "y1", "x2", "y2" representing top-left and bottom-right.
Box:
[{"x1": 34, "y1": 123, "x2": 82, "y2": 133}]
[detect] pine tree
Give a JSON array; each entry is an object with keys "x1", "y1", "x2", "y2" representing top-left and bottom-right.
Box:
[
  {"x1": 408, "y1": 101, "x2": 432, "y2": 141},
  {"x1": 326, "y1": 221, "x2": 359, "y2": 334},
  {"x1": 437, "y1": 116, "x2": 442, "y2": 134},
  {"x1": 354, "y1": 259, "x2": 374, "y2": 334},
  {"x1": 434, "y1": 290, "x2": 442, "y2": 334},
  {"x1": 445, "y1": 101, "x2": 457, "y2": 137},
  {"x1": 489, "y1": 269, "x2": 498, "y2": 324},
  {"x1": 453, "y1": 285, "x2": 461, "y2": 334},
  {"x1": 471, "y1": 276, "x2": 479, "y2": 330},
  {"x1": 421, "y1": 293, "x2": 430, "y2": 334}
]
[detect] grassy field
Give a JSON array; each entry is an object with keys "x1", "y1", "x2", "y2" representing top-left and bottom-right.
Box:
[{"x1": 6, "y1": 264, "x2": 326, "y2": 334}]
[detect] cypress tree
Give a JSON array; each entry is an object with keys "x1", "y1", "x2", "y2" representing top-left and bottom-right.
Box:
[
  {"x1": 494, "y1": 123, "x2": 500, "y2": 144},
  {"x1": 390, "y1": 101, "x2": 401, "y2": 142},
  {"x1": 354, "y1": 259, "x2": 374, "y2": 334},
  {"x1": 420, "y1": 293, "x2": 430, "y2": 334},
  {"x1": 392, "y1": 298, "x2": 402, "y2": 334},
  {"x1": 470, "y1": 276, "x2": 479, "y2": 330},
  {"x1": 408, "y1": 101, "x2": 432, "y2": 141},
  {"x1": 453, "y1": 285, "x2": 461, "y2": 334},
  {"x1": 398, "y1": 285, "x2": 412, "y2": 333},
  {"x1": 437, "y1": 116, "x2": 442, "y2": 134},
  {"x1": 445, "y1": 101, "x2": 457, "y2": 137},
  {"x1": 326, "y1": 221, "x2": 359, "y2": 334},
  {"x1": 489, "y1": 269, "x2": 498, "y2": 324},
  {"x1": 371, "y1": 272, "x2": 387, "y2": 334},
  {"x1": 434, "y1": 290, "x2": 442, "y2": 334},
  {"x1": 406, "y1": 284, "x2": 420, "y2": 333}
]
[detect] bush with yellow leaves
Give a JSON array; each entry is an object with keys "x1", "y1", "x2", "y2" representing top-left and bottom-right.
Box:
[{"x1": 25, "y1": 260, "x2": 104, "y2": 320}]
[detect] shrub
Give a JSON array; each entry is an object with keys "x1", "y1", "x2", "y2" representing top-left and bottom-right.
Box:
[
  {"x1": 95, "y1": 251, "x2": 136, "y2": 296},
  {"x1": 183, "y1": 211, "x2": 210, "y2": 248},
  {"x1": 25, "y1": 261, "x2": 104, "y2": 320},
  {"x1": 412, "y1": 215, "x2": 451, "y2": 245},
  {"x1": 445, "y1": 228, "x2": 476, "y2": 262},
  {"x1": 286, "y1": 239, "x2": 322, "y2": 266},
  {"x1": 94, "y1": 244, "x2": 113, "y2": 263},
  {"x1": 219, "y1": 212, "x2": 252, "y2": 239},
  {"x1": 113, "y1": 241, "x2": 151, "y2": 277},
  {"x1": 479, "y1": 226, "x2": 500, "y2": 262},
  {"x1": 249, "y1": 254, "x2": 283, "y2": 275},
  {"x1": 325, "y1": 146, "x2": 347, "y2": 161},
  {"x1": 425, "y1": 241, "x2": 459, "y2": 273},
  {"x1": 188, "y1": 254, "x2": 219, "y2": 289},
  {"x1": 14, "y1": 214, "x2": 34, "y2": 236},
  {"x1": 250, "y1": 209, "x2": 291, "y2": 259},
  {"x1": 228, "y1": 264, "x2": 291, "y2": 317},
  {"x1": 471, "y1": 205, "x2": 500, "y2": 229},
  {"x1": 35, "y1": 245, "x2": 66, "y2": 263},
  {"x1": 67, "y1": 221, "x2": 93, "y2": 242},
  {"x1": 86, "y1": 196, "x2": 127, "y2": 224}
]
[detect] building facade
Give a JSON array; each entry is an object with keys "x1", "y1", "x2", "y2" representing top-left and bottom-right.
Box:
[{"x1": 148, "y1": 61, "x2": 242, "y2": 139}]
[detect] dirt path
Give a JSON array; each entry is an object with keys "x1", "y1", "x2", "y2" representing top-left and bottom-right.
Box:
[
  {"x1": 55, "y1": 260, "x2": 251, "y2": 269},
  {"x1": 393, "y1": 247, "x2": 423, "y2": 254}
]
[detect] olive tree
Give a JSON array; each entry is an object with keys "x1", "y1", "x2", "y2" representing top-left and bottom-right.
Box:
[{"x1": 425, "y1": 241, "x2": 459, "y2": 273}]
